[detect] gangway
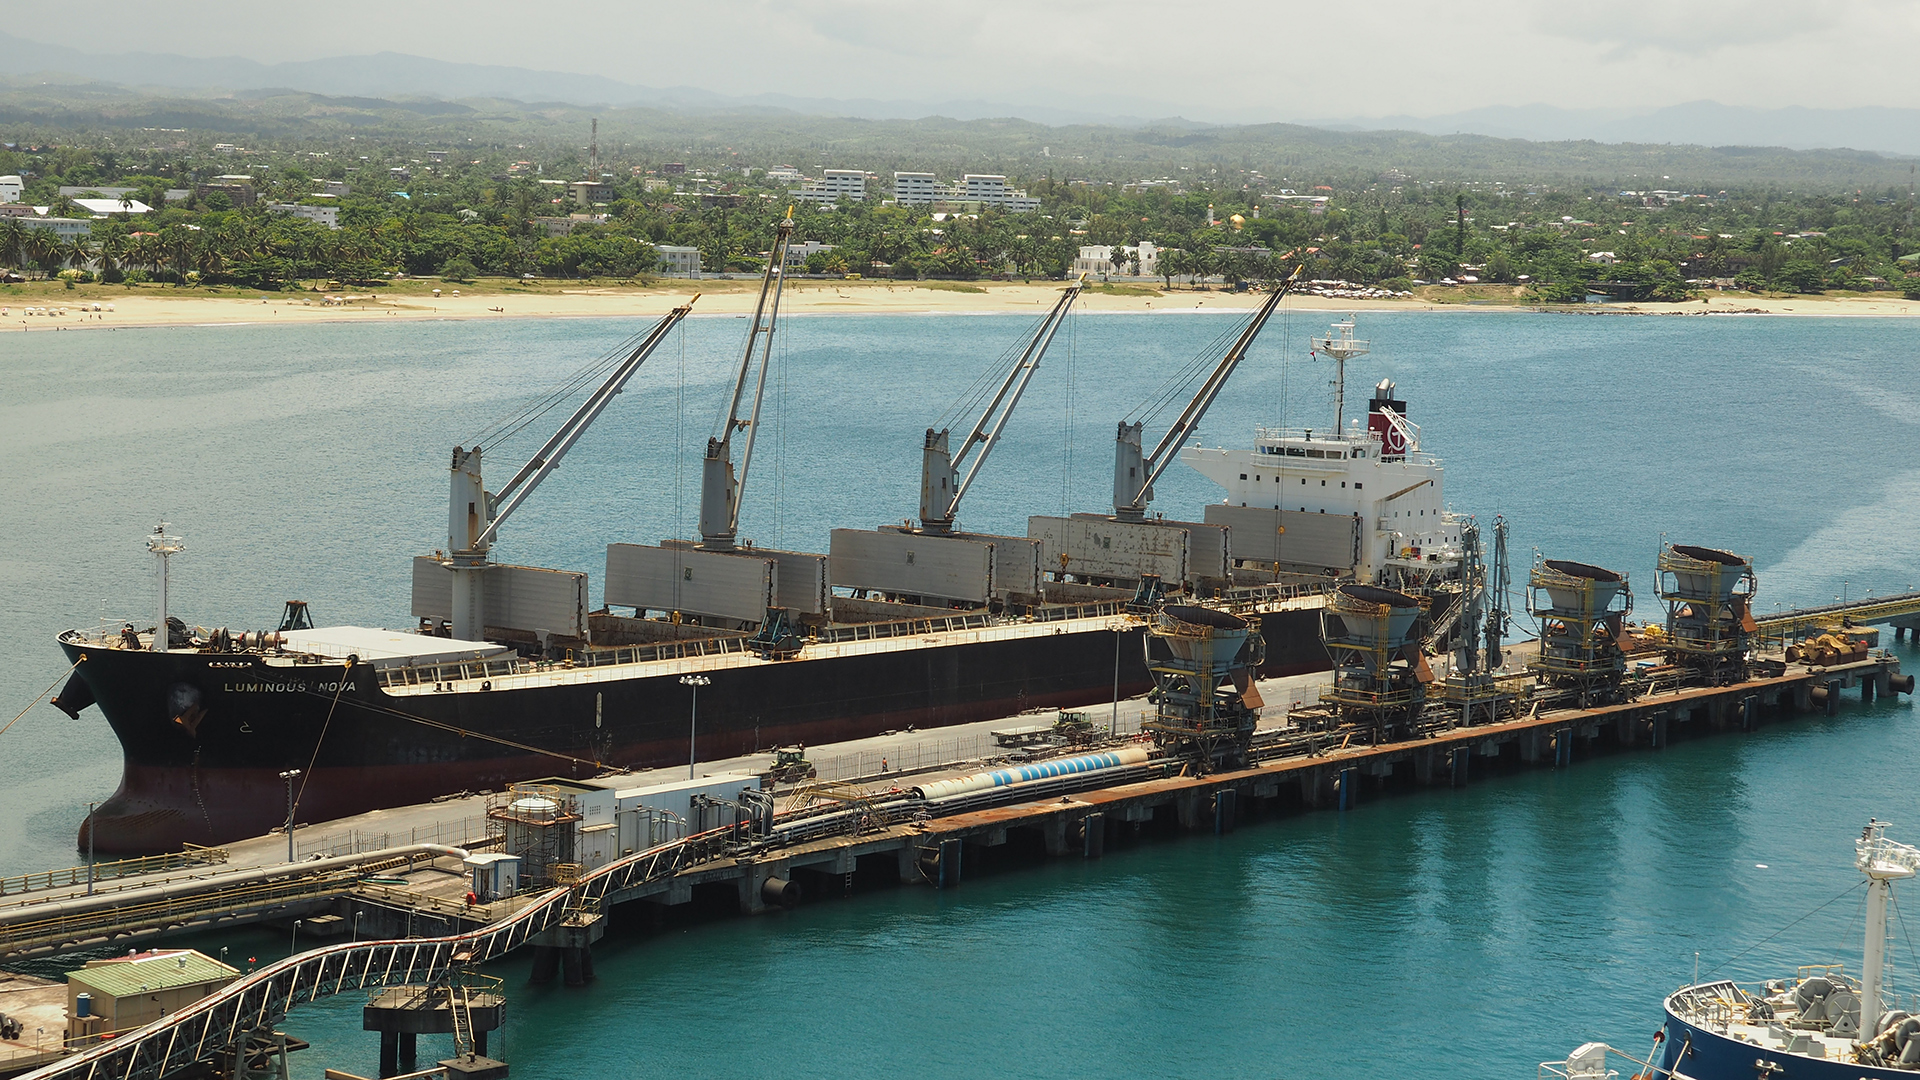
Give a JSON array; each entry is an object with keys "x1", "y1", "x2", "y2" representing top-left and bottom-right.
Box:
[
  {"x1": 1755, "y1": 591, "x2": 1920, "y2": 641},
  {"x1": 18, "y1": 831, "x2": 726, "y2": 1080}
]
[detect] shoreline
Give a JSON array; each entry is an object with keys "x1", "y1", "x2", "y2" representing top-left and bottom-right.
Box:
[{"x1": 5, "y1": 280, "x2": 1919, "y2": 331}]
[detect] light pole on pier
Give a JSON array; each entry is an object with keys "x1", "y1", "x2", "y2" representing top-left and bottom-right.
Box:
[
  {"x1": 680, "y1": 674, "x2": 710, "y2": 780},
  {"x1": 278, "y1": 769, "x2": 302, "y2": 863},
  {"x1": 85, "y1": 801, "x2": 96, "y2": 896}
]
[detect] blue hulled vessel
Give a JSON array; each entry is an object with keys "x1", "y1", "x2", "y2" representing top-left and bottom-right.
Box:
[{"x1": 1544, "y1": 821, "x2": 1920, "y2": 1080}]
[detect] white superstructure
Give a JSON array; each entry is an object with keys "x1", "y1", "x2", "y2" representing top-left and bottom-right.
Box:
[{"x1": 1179, "y1": 318, "x2": 1463, "y2": 586}]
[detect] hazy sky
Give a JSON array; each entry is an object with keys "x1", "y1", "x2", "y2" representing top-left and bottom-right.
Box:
[{"x1": 19, "y1": 0, "x2": 1920, "y2": 121}]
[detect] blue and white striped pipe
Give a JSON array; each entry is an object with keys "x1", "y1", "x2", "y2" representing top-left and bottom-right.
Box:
[{"x1": 911, "y1": 746, "x2": 1152, "y2": 801}]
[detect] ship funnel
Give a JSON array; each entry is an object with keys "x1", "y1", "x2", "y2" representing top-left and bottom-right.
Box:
[
  {"x1": 1535, "y1": 559, "x2": 1626, "y2": 615},
  {"x1": 1323, "y1": 583, "x2": 1425, "y2": 652},
  {"x1": 1153, "y1": 605, "x2": 1251, "y2": 672},
  {"x1": 1374, "y1": 378, "x2": 1395, "y2": 399},
  {"x1": 1658, "y1": 544, "x2": 1753, "y2": 603}
]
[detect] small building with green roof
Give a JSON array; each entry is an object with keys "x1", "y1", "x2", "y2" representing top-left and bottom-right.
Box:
[{"x1": 65, "y1": 950, "x2": 240, "y2": 1042}]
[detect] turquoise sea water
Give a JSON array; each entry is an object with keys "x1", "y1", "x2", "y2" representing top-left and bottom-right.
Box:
[{"x1": 2, "y1": 308, "x2": 1917, "y2": 1077}]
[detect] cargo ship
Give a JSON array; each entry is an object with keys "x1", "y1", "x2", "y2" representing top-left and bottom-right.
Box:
[{"x1": 52, "y1": 254, "x2": 1460, "y2": 853}]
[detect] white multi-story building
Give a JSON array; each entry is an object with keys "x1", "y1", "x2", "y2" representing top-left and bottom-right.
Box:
[
  {"x1": 785, "y1": 240, "x2": 836, "y2": 267},
  {"x1": 266, "y1": 203, "x2": 340, "y2": 229},
  {"x1": 20, "y1": 217, "x2": 96, "y2": 240},
  {"x1": 892, "y1": 172, "x2": 940, "y2": 205},
  {"x1": 789, "y1": 169, "x2": 866, "y2": 204},
  {"x1": 891, "y1": 171, "x2": 1040, "y2": 212},
  {"x1": 0, "y1": 175, "x2": 22, "y2": 203},
  {"x1": 656, "y1": 245, "x2": 702, "y2": 277},
  {"x1": 1074, "y1": 241, "x2": 1159, "y2": 278},
  {"x1": 764, "y1": 166, "x2": 802, "y2": 183},
  {"x1": 961, "y1": 175, "x2": 1040, "y2": 212}
]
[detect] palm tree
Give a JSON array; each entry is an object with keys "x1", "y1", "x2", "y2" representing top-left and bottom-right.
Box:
[
  {"x1": 127, "y1": 233, "x2": 161, "y2": 278},
  {"x1": 0, "y1": 218, "x2": 24, "y2": 272},
  {"x1": 61, "y1": 236, "x2": 94, "y2": 278},
  {"x1": 22, "y1": 228, "x2": 58, "y2": 279},
  {"x1": 95, "y1": 228, "x2": 129, "y2": 281}
]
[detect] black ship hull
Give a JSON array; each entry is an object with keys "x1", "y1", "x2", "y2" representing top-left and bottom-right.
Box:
[{"x1": 62, "y1": 607, "x2": 1328, "y2": 853}]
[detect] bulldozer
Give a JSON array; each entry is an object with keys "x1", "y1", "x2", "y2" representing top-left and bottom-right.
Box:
[{"x1": 761, "y1": 745, "x2": 817, "y2": 788}]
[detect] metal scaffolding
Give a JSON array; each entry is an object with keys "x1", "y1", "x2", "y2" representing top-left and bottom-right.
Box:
[{"x1": 486, "y1": 785, "x2": 581, "y2": 891}]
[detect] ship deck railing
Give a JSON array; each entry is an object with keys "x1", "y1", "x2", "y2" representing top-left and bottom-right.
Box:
[{"x1": 377, "y1": 602, "x2": 1136, "y2": 690}]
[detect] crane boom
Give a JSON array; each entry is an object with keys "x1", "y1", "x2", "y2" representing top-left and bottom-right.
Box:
[
  {"x1": 700, "y1": 212, "x2": 795, "y2": 549},
  {"x1": 921, "y1": 279, "x2": 1083, "y2": 530},
  {"x1": 1114, "y1": 264, "x2": 1303, "y2": 519},
  {"x1": 445, "y1": 299, "x2": 695, "y2": 641},
  {"x1": 473, "y1": 300, "x2": 697, "y2": 549}
]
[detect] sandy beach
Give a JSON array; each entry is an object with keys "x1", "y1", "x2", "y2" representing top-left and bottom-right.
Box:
[{"x1": 5, "y1": 279, "x2": 1919, "y2": 331}]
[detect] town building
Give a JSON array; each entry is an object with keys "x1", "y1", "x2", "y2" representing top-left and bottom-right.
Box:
[
  {"x1": 55, "y1": 184, "x2": 188, "y2": 207},
  {"x1": 1074, "y1": 241, "x2": 1160, "y2": 278},
  {"x1": 266, "y1": 203, "x2": 340, "y2": 228},
  {"x1": 58, "y1": 186, "x2": 140, "y2": 200},
  {"x1": 661, "y1": 163, "x2": 687, "y2": 176},
  {"x1": 197, "y1": 176, "x2": 256, "y2": 207},
  {"x1": 892, "y1": 171, "x2": 940, "y2": 205},
  {"x1": 785, "y1": 240, "x2": 836, "y2": 267},
  {"x1": 764, "y1": 166, "x2": 801, "y2": 183},
  {"x1": 789, "y1": 169, "x2": 867, "y2": 204},
  {"x1": 19, "y1": 217, "x2": 96, "y2": 240},
  {"x1": 65, "y1": 950, "x2": 240, "y2": 1044},
  {"x1": 572, "y1": 181, "x2": 616, "y2": 207},
  {"x1": 315, "y1": 180, "x2": 350, "y2": 198},
  {"x1": 72, "y1": 198, "x2": 153, "y2": 216},
  {"x1": 0, "y1": 175, "x2": 23, "y2": 203},
  {"x1": 891, "y1": 171, "x2": 1040, "y2": 212},
  {"x1": 532, "y1": 213, "x2": 608, "y2": 238},
  {"x1": 656, "y1": 244, "x2": 701, "y2": 277}
]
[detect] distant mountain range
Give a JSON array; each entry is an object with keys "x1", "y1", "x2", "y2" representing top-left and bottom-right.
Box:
[
  {"x1": 2, "y1": 31, "x2": 1917, "y2": 158},
  {"x1": 1304, "y1": 102, "x2": 1920, "y2": 159},
  {"x1": 0, "y1": 32, "x2": 1159, "y2": 128}
]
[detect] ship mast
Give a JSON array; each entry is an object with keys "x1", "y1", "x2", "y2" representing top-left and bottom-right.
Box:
[
  {"x1": 1857, "y1": 820, "x2": 1920, "y2": 1045},
  {"x1": 1311, "y1": 315, "x2": 1368, "y2": 436},
  {"x1": 699, "y1": 210, "x2": 795, "y2": 550},
  {"x1": 146, "y1": 524, "x2": 182, "y2": 653}
]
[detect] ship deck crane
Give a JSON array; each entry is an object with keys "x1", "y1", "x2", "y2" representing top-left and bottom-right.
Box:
[
  {"x1": 699, "y1": 211, "x2": 796, "y2": 550},
  {"x1": 919, "y1": 278, "x2": 1084, "y2": 532},
  {"x1": 445, "y1": 299, "x2": 697, "y2": 641},
  {"x1": 1112, "y1": 265, "x2": 1303, "y2": 521}
]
